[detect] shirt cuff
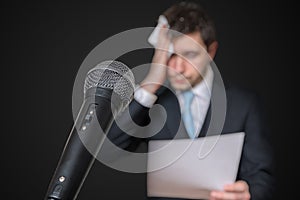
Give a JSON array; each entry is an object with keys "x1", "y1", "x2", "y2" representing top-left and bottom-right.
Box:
[{"x1": 134, "y1": 85, "x2": 158, "y2": 108}]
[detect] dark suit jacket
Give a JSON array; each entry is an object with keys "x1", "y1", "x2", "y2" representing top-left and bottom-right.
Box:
[{"x1": 107, "y1": 83, "x2": 275, "y2": 200}]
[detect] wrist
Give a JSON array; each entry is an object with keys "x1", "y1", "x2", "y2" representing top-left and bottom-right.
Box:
[
  {"x1": 153, "y1": 49, "x2": 170, "y2": 64},
  {"x1": 140, "y1": 82, "x2": 161, "y2": 94}
]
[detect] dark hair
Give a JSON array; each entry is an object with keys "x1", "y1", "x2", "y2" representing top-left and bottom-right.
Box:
[{"x1": 163, "y1": 1, "x2": 216, "y2": 47}]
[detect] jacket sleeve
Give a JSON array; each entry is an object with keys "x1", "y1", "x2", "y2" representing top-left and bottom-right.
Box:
[
  {"x1": 106, "y1": 99, "x2": 151, "y2": 151},
  {"x1": 237, "y1": 93, "x2": 276, "y2": 200}
]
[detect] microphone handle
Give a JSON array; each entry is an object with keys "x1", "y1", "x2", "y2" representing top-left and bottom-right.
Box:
[{"x1": 45, "y1": 91, "x2": 117, "y2": 200}]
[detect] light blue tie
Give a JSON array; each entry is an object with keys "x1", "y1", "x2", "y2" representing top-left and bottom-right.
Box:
[{"x1": 182, "y1": 90, "x2": 196, "y2": 139}]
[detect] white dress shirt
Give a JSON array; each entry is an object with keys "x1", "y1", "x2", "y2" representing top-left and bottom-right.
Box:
[{"x1": 134, "y1": 67, "x2": 214, "y2": 137}]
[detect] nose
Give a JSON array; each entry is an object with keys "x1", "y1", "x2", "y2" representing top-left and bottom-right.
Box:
[{"x1": 169, "y1": 55, "x2": 184, "y2": 73}]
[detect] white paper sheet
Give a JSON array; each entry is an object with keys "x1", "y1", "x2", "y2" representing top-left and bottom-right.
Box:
[{"x1": 147, "y1": 132, "x2": 245, "y2": 199}]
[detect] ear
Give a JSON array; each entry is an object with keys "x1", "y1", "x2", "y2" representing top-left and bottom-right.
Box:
[{"x1": 207, "y1": 41, "x2": 218, "y2": 60}]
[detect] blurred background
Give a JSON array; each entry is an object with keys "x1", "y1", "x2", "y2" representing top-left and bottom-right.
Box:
[{"x1": 1, "y1": 0, "x2": 297, "y2": 199}]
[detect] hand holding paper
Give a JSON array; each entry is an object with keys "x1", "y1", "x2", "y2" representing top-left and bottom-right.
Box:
[
  {"x1": 147, "y1": 132, "x2": 245, "y2": 200},
  {"x1": 210, "y1": 180, "x2": 250, "y2": 200}
]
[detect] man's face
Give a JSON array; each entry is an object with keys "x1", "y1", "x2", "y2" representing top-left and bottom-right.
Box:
[{"x1": 167, "y1": 31, "x2": 212, "y2": 91}]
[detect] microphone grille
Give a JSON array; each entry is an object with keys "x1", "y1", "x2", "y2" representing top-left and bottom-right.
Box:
[{"x1": 84, "y1": 60, "x2": 135, "y2": 103}]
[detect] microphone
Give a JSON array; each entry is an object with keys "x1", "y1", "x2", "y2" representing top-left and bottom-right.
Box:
[{"x1": 45, "y1": 60, "x2": 135, "y2": 200}]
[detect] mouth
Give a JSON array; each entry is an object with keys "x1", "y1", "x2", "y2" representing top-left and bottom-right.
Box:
[
  {"x1": 174, "y1": 79, "x2": 187, "y2": 84},
  {"x1": 170, "y1": 77, "x2": 190, "y2": 84}
]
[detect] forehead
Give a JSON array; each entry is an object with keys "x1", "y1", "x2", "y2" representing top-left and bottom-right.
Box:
[{"x1": 172, "y1": 31, "x2": 207, "y2": 53}]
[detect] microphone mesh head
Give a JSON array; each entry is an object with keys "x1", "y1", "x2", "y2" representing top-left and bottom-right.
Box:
[{"x1": 84, "y1": 60, "x2": 135, "y2": 103}]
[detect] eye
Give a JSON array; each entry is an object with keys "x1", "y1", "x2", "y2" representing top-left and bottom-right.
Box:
[{"x1": 183, "y1": 51, "x2": 199, "y2": 59}]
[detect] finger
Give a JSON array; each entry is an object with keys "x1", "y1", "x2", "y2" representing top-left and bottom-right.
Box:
[
  {"x1": 224, "y1": 180, "x2": 249, "y2": 192},
  {"x1": 158, "y1": 25, "x2": 168, "y2": 38},
  {"x1": 209, "y1": 196, "x2": 218, "y2": 200},
  {"x1": 158, "y1": 26, "x2": 166, "y2": 38},
  {"x1": 211, "y1": 191, "x2": 250, "y2": 200},
  {"x1": 156, "y1": 33, "x2": 170, "y2": 52},
  {"x1": 210, "y1": 191, "x2": 220, "y2": 200}
]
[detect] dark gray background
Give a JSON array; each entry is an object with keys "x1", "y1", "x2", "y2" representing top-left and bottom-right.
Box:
[{"x1": 1, "y1": 0, "x2": 297, "y2": 199}]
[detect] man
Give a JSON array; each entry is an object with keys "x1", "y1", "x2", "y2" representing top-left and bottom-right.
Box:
[{"x1": 108, "y1": 2, "x2": 275, "y2": 200}]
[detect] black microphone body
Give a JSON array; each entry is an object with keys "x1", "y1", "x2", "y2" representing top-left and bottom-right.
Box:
[{"x1": 45, "y1": 61, "x2": 134, "y2": 200}]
